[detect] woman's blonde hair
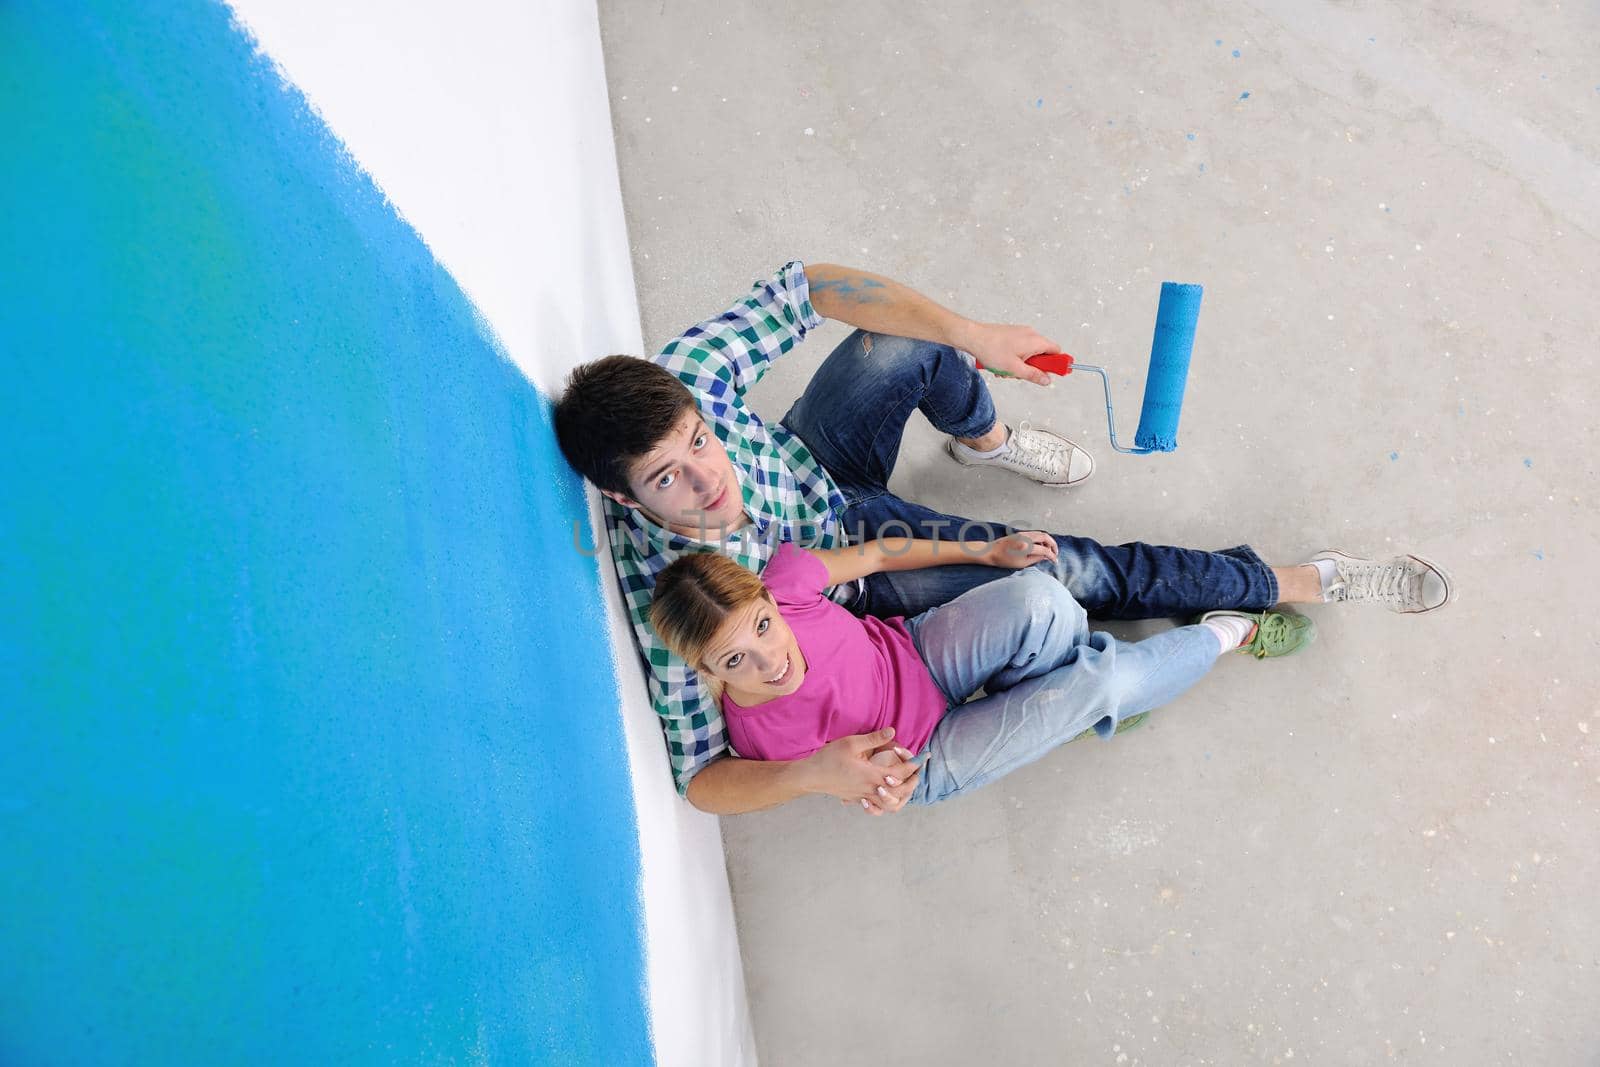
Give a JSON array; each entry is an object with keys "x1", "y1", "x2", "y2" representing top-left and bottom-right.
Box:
[{"x1": 649, "y1": 552, "x2": 770, "y2": 679}]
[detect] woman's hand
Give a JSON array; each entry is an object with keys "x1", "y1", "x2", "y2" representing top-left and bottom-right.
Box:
[
  {"x1": 981, "y1": 530, "x2": 1059, "y2": 569},
  {"x1": 854, "y1": 744, "x2": 922, "y2": 814},
  {"x1": 803, "y1": 728, "x2": 921, "y2": 815}
]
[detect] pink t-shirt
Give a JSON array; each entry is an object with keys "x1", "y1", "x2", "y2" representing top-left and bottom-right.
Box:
[{"x1": 721, "y1": 543, "x2": 949, "y2": 762}]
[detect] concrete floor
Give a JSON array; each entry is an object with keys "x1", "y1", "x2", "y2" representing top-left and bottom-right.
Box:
[{"x1": 598, "y1": 3, "x2": 1599, "y2": 1063}]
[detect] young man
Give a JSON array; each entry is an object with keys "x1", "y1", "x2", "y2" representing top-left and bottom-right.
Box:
[{"x1": 554, "y1": 262, "x2": 1454, "y2": 817}]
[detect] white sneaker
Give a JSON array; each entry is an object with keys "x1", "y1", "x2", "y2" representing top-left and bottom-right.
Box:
[
  {"x1": 1310, "y1": 549, "x2": 1456, "y2": 614},
  {"x1": 946, "y1": 421, "x2": 1094, "y2": 487}
]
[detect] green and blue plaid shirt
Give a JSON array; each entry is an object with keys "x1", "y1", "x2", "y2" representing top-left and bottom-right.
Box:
[{"x1": 605, "y1": 262, "x2": 853, "y2": 796}]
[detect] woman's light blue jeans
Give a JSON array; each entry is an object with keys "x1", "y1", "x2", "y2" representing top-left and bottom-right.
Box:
[{"x1": 902, "y1": 568, "x2": 1219, "y2": 806}]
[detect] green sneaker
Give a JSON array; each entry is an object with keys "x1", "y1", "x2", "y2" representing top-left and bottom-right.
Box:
[
  {"x1": 1069, "y1": 710, "x2": 1148, "y2": 744},
  {"x1": 1197, "y1": 609, "x2": 1316, "y2": 659}
]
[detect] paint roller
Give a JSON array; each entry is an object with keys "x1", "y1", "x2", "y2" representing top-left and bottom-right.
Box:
[{"x1": 978, "y1": 282, "x2": 1202, "y2": 454}]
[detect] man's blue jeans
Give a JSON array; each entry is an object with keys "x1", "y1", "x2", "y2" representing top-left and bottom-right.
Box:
[
  {"x1": 902, "y1": 569, "x2": 1219, "y2": 805},
  {"x1": 778, "y1": 330, "x2": 1279, "y2": 620}
]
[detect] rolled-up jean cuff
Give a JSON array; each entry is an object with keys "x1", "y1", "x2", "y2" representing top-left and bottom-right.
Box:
[{"x1": 1217, "y1": 543, "x2": 1279, "y2": 609}]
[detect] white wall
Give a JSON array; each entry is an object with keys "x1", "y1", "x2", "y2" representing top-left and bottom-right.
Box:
[{"x1": 224, "y1": 2, "x2": 755, "y2": 1062}]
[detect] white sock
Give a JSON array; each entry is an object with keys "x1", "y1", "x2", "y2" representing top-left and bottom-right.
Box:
[
  {"x1": 1309, "y1": 558, "x2": 1339, "y2": 602},
  {"x1": 1200, "y1": 615, "x2": 1255, "y2": 656},
  {"x1": 952, "y1": 425, "x2": 1010, "y2": 459}
]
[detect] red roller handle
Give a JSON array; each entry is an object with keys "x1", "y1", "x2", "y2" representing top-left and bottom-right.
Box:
[{"x1": 974, "y1": 352, "x2": 1076, "y2": 377}]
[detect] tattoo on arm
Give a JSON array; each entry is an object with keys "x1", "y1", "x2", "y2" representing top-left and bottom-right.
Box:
[{"x1": 811, "y1": 276, "x2": 888, "y2": 305}]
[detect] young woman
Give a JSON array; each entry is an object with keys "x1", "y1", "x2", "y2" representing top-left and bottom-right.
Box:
[{"x1": 649, "y1": 534, "x2": 1314, "y2": 809}]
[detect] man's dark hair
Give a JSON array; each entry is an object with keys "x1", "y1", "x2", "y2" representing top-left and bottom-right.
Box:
[{"x1": 554, "y1": 355, "x2": 698, "y2": 496}]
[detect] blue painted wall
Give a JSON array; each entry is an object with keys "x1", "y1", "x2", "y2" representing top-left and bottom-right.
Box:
[{"x1": 0, "y1": 2, "x2": 651, "y2": 1063}]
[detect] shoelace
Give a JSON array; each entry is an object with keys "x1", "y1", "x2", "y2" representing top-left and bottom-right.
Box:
[
  {"x1": 1004, "y1": 422, "x2": 1072, "y2": 477},
  {"x1": 1245, "y1": 612, "x2": 1316, "y2": 657},
  {"x1": 1248, "y1": 613, "x2": 1288, "y2": 658},
  {"x1": 1330, "y1": 560, "x2": 1415, "y2": 608}
]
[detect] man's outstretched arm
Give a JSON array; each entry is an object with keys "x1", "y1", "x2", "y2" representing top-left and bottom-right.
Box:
[
  {"x1": 684, "y1": 729, "x2": 921, "y2": 816},
  {"x1": 805, "y1": 262, "x2": 1059, "y2": 387}
]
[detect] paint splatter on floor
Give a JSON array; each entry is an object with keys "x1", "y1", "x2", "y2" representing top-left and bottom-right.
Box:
[{"x1": 1390, "y1": 451, "x2": 1400, "y2": 461}]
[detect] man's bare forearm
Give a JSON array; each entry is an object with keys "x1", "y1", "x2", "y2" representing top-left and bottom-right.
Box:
[
  {"x1": 804, "y1": 261, "x2": 1060, "y2": 386},
  {"x1": 812, "y1": 536, "x2": 1002, "y2": 587},
  {"x1": 685, "y1": 730, "x2": 920, "y2": 816},
  {"x1": 806, "y1": 263, "x2": 979, "y2": 351},
  {"x1": 684, "y1": 753, "x2": 816, "y2": 815}
]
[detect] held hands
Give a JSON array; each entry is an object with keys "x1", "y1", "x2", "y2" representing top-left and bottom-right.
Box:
[
  {"x1": 959, "y1": 322, "x2": 1061, "y2": 387},
  {"x1": 983, "y1": 530, "x2": 1059, "y2": 569},
  {"x1": 858, "y1": 746, "x2": 918, "y2": 814},
  {"x1": 803, "y1": 728, "x2": 922, "y2": 816}
]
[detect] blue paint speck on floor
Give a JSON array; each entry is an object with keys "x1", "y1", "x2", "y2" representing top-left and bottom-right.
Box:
[
  {"x1": 1369, "y1": 36, "x2": 1376, "y2": 43},
  {"x1": 1533, "y1": 549, "x2": 1545, "y2": 560},
  {"x1": 1232, "y1": 49, "x2": 1241, "y2": 57},
  {"x1": 1240, "y1": 91, "x2": 1251, "y2": 100},
  {"x1": 1215, "y1": 39, "x2": 1223, "y2": 46},
  {"x1": 1384, "y1": 205, "x2": 1392, "y2": 213},
  {"x1": 1199, "y1": 163, "x2": 1206, "y2": 172},
  {"x1": 1390, "y1": 451, "x2": 1400, "y2": 461},
  {"x1": 1187, "y1": 132, "x2": 1196, "y2": 141},
  {"x1": 1524, "y1": 457, "x2": 1533, "y2": 468},
  {"x1": 1035, "y1": 97, "x2": 1044, "y2": 108}
]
